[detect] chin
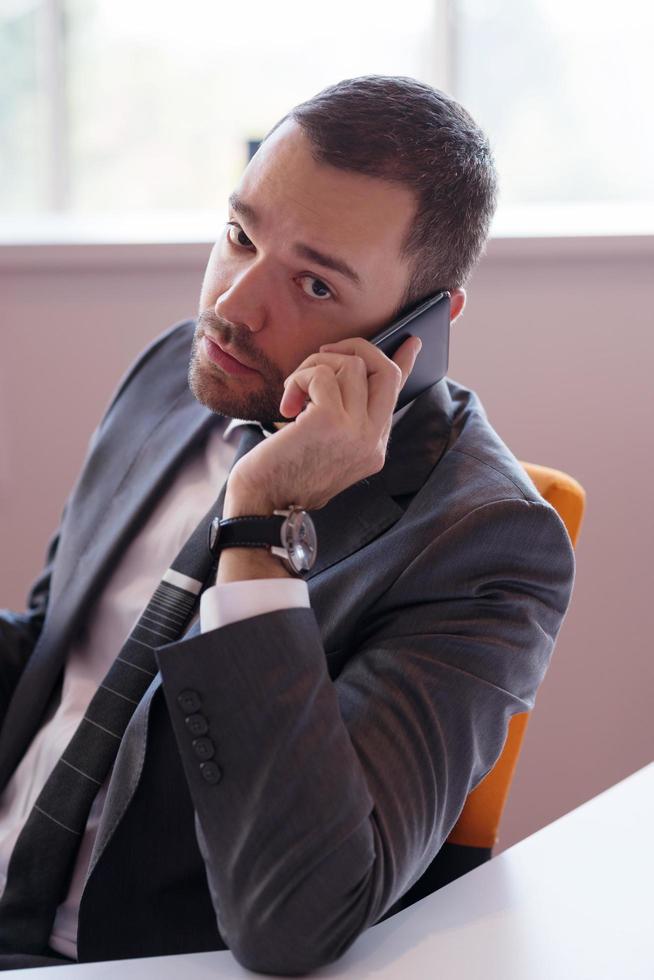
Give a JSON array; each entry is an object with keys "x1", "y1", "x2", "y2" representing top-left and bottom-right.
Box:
[{"x1": 187, "y1": 355, "x2": 286, "y2": 426}]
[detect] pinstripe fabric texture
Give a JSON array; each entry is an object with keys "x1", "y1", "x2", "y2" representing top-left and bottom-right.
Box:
[{"x1": 0, "y1": 423, "x2": 264, "y2": 954}]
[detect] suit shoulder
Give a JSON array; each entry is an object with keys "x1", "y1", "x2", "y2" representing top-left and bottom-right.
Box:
[
  {"x1": 415, "y1": 379, "x2": 575, "y2": 567},
  {"x1": 440, "y1": 378, "x2": 555, "y2": 507}
]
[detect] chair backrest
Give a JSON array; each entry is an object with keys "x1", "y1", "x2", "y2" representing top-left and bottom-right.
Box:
[{"x1": 446, "y1": 461, "x2": 586, "y2": 849}]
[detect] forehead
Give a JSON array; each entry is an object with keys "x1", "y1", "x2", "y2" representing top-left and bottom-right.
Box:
[{"x1": 233, "y1": 120, "x2": 416, "y2": 284}]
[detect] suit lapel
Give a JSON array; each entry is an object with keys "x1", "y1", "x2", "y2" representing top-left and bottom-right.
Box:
[
  {"x1": 0, "y1": 310, "x2": 453, "y2": 793},
  {"x1": 86, "y1": 375, "x2": 454, "y2": 876},
  {"x1": 84, "y1": 370, "x2": 455, "y2": 889},
  {"x1": 0, "y1": 324, "x2": 219, "y2": 785},
  {"x1": 85, "y1": 673, "x2": 163, "y2": 884}
]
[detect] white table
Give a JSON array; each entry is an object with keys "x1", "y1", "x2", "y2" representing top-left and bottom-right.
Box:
[{"x1": 9, "y1": 762, "x2": 653, "y2": 979}]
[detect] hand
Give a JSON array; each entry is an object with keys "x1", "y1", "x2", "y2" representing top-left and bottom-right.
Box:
[{"x1": 224, "y1": 334, "x2": 422, "y2": 515}]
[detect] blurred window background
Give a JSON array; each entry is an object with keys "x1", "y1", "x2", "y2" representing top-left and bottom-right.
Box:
[{"x1": 1, "y1": 0, "x2": 652, "y2": 239}]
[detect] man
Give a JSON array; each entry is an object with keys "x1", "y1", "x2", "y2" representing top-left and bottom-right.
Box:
[{"x1": 0, "y1": 76, "x2": 575, "y2": 973}]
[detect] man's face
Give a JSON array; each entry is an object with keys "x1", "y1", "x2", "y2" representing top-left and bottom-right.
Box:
[{"x1": 188, "y1": 119, "x2": 417, "y2": 426}]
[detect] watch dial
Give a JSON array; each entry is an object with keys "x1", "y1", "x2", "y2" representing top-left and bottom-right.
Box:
[{"x1": 284, "y1": 510, "x2": 318, "y2": 571}]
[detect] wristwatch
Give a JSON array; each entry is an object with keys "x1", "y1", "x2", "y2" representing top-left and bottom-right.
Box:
[{"x1": 208, "y1": 505, "x2": 318, "y2": 577}]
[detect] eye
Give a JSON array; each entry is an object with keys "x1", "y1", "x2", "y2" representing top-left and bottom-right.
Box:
[
  {"x1": 298, "y1": 275, "x2": 333, "y2": 301},
  {"x1": 226, "y1": 222, "x2": 254, "y2": 249}
]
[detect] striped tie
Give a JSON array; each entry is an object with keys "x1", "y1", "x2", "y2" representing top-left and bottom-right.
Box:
[{"x1": 0, "y1": 422, "x2": 265, "y2": 954}]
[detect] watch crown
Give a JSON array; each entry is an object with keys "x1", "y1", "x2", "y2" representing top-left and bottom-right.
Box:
[{"x1": 208, "y1": 517, "x2": 221, "y2": 555}]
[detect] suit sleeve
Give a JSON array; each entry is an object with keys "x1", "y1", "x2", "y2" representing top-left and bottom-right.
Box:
[{"x1": 156, "y1": 497, "x2": 575, "y2": 975}]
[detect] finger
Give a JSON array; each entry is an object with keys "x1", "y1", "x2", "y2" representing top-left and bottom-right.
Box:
[
  {"x1": 320, "y1": 338, "x2": 397, "y2": 430},
  {"x1": 391, "y1": 335, "x2": 423, "y2": 385},
  {"x1": 323, "y1": 335, "x2": 422, "y2": 385},
  {"x1": 319, "y1": 336, "x2": 387, "y2": 371},
  {"x1": 280, "y1": 364, "x2": 344, "y2": 419},
  {"x1": 321, "y1": 335, "x2": 422, "y2": 430},
  {"x1": 283, "y1": 352, "x2": 368, "y2": 419}
]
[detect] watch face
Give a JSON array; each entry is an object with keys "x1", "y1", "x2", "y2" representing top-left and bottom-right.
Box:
[{"x1": 282, "y1": 509, "x2": 318, "y2": 573}]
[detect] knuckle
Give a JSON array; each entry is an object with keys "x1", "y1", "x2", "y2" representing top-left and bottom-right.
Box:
[{"x1": 369, "y1": 446, "x2": 386, "y2": 473}]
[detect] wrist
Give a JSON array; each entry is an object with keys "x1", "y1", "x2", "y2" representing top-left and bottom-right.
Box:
[
  {"x1": 223, "y1": 480, "x2": 277, "y2": 519},
  {"x1": 215, "y1": 547, "x2": 293, "y2": 584},
  {"x1": 216, "y1": 487, "x2": 317, "y2": 579}
]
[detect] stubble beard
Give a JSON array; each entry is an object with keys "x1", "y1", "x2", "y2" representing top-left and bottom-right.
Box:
[{"x1": 187, "y1": 317, "x2": 287, "y2": 427}]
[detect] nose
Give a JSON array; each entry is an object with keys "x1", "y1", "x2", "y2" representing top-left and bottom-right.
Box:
[{"x1": 214, "y1": 262, "x2": 270, "y2": 334}]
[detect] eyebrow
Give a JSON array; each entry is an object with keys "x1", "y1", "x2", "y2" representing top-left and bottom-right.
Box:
[{"x1": 228, "y1": 191, "x2": 362, "y2": 288}]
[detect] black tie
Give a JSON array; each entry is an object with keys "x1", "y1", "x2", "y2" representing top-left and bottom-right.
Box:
[{"x1": 0, "y1": 422, "x2": 265, "y2": 954}]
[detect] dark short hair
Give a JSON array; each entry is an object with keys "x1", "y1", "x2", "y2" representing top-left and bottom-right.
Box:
[{"x1": 266, "y1": 75, "x2": 498, "y2": 314}]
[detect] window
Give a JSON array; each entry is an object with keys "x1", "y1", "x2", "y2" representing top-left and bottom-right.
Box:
[
  {"x1": 0, "y1": 0, "x2": 442, "y2": 227},
  {"x1": 1, "y1": 0, "x2": 651, "y2": 240},
  {"x1": 455, "y1": 0, "x2": 654, "y2": 234}
]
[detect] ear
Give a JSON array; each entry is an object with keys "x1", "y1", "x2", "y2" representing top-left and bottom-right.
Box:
[{"x1": 449, "y1": 288, "x2": 466, "y2": 323}]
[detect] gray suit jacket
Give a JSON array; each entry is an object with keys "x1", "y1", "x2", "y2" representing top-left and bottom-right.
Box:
[{"x1": 0, "y1": 319, "x2": 575, "y2": 973}]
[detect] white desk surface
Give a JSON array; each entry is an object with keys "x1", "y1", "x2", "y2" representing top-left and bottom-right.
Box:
[{"x1": 9, "y1": 762, "x2": 653, "y2": 979}]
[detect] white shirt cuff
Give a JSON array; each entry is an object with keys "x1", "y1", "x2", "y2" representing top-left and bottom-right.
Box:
[{"x1": 200, "y1": 578, "x2": 310, "y2": 632}]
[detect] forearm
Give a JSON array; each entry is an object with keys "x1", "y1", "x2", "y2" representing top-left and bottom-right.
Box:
[
  {"x1": 156, "y1": 608, "x2": 377, "y2": 975},
  {"x1": 157, "y1": 497, "x2": 575, "y2": 975}
]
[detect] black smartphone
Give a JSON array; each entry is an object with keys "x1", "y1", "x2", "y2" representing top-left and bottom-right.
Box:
[{"x1": 370, "y1": 290, "x2": 451, "y2": 411}]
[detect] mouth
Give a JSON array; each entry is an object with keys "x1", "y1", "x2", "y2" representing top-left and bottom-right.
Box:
[{"x1": 202, "y1": 334, "x2": 258, "y2": 376}]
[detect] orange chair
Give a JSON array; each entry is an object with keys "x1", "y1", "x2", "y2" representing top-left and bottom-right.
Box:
[
  {"x1": 382, "y1": 462, "x2": 586, "y2": 919},
  {"x1": 446, "y1": 462, "x2": 586, "y2": 852}
]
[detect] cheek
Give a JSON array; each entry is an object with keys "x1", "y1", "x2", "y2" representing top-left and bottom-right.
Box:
[
  {"x1": 280, "y1": 303, "x2": 370, "y2": 373},
  {"x1": 199, "y1": 253, "x2": 220, "y2": 305},
  {"x1": 286, "y1": 321, "x2": 340, "y2": 369},
  {"x1": 199, "y1": 243, "x2": 237, "y2": 306}
]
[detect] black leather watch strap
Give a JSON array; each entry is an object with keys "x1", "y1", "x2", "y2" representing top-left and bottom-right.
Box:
[{"x1": 208, "y1": 514, "x2": 286, "y2": 554}]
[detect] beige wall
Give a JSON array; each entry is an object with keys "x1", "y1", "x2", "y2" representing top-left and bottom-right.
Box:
[{"x1": 0, "y1": 236, "x2": 652, "y2": 852}]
